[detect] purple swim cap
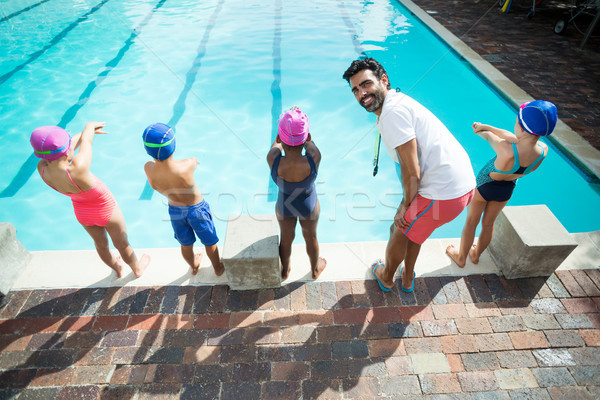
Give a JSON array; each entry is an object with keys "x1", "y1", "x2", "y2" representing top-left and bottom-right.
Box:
[
  {"x1": 278, "y1": 108, "x2": 309, "y2": 146},
  {"x1": 518, "y1": 100, "x2": 558, "y2": 137},
  {"x1": 30, "y1": 126, "x2": 71, "y2": 161}
]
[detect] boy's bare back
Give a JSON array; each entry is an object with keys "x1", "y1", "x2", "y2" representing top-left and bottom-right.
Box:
[{"x1": 144, "y1": 157, "x2": 203, "y2": 206}]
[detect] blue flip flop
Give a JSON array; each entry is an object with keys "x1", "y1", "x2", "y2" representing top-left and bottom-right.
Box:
[
  {"x1": 400, "y1": 265, "x2": 415, "y2": 293},
  {"x1": 372, "y1": 260, "x2": 391, "y2": 292}
]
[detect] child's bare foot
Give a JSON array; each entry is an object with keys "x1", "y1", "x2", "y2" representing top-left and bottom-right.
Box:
[
  {"x1": 191, "y1": 253, "x2": 203, "y2": 275},
  {"x1": 111, "y1": 255, "x2": 125, "y2": 278},
  {"x1": 213, "y1": 260, "x2": 225, "y2": 277},
  {"x1": 469, "y1": 245, "x2": 480, "y2": 264},
  {"x1": 312, "y1": 257, "x2": 327, "y2": 279},
  {"x1": 132, "y1": 254, "x2": 151, "y2": 278},
  {"x1": 445, "y1": 244, "x2": 466, "y2": 268},
  {"x1": 281, "y1": 262, "x2": 290, "y2": 280}
]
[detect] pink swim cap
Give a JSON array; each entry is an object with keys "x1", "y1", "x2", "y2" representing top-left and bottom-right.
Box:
[
  {"x1": 278, "y1": 108, "x2": 309, "y2": 146},
  {"x1": 30, "y1": 126, "x2": 71, "y2": 161}
]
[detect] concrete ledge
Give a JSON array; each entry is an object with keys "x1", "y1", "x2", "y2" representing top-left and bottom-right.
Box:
[
  {"x1": 0, "y1": 223, "x2": 31, "y2": 298},
  {"x1": 222, "y1": 215, "x2": 281, "y2": 290},
  {"x1": 489, "y1": 205, "x2": 578, "y2": 279}
]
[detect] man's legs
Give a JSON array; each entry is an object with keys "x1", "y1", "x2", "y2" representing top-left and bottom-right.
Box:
[{"x1": 374, "y1": 224, "x2": 410, "y2": 289}]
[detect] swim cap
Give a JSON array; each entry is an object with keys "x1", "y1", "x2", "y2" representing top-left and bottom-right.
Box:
[
  {"x1": 278, "y1": 108, "x2": 309, "y2": 146},
  {"x1": 518, "y1": 100, "x2": 557, "y2": 137},
  {"x1": 30, "y1": 126, "x2": 71, "y2": 161},
  {"x1": 143, "y1": 123, "x2": 176, "y2": 160}
]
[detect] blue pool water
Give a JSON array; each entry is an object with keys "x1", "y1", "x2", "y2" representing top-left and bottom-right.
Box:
[{"x1": 1, "y1": 0, "x2": 599, "y2": 251}]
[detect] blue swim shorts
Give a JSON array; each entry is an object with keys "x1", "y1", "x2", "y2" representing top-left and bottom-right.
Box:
[{"x1": 168, "y1": 200, "x2": 219, "y2": 247}]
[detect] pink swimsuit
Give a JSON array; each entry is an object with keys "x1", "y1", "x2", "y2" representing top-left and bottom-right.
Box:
[{"x1": 42, "y1": 167, "x2": 117, "y2": 227}]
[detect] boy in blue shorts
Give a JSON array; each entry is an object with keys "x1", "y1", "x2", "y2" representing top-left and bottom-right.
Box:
[{"x1": 142, "y1": 123, "x2": 224, "y2": 276}]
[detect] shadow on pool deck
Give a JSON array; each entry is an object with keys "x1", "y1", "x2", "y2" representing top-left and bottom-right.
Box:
[{"x1": 0, "y1": 269, "x2": 599, "y2": 398}]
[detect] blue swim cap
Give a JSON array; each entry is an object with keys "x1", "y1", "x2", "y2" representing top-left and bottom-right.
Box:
[
  {"x1": 143, "y1": 123, "x2": 175, "y2": 160},
  {"x1": 518, "y1": 100, "x2": 557, "y2": 137}
]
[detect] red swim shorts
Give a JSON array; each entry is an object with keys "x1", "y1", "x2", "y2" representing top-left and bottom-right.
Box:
[{"x1": 400, "y1": 190, "x2": 474, "y2": 245}]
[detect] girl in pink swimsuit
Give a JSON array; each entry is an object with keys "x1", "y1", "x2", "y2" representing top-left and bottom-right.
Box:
[{"x1": 31, "y1": 123, "x2": 150, "y2": 278}]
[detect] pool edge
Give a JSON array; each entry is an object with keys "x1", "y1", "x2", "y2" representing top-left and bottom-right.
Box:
[{"x1": 398, "y1": 0, "x2": 600, "y2": 181}]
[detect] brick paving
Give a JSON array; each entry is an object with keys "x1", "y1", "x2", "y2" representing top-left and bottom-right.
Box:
[
  {"x1": 0, "y1": 269, "x2": 598, "y2": 399},
  {"x1": 411, "y1": 0, "x2": 600, "y2": 151}
]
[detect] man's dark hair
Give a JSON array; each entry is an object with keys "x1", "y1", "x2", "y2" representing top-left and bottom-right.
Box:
[{"x1": 342, "y1": 58, "x2": 391, "y2": 90}]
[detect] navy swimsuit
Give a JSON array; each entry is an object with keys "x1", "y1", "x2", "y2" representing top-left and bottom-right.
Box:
[
  {"x1": 477, "y1": 143, "x2": 545, "y2": 202},
  {"x1": 270, "y1": 153, "x2": 318, "y2": 218}
]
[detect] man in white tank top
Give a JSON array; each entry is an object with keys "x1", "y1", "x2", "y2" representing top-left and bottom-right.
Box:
[{"x1": 343, "y1": 58, "x2": 475, "y2": 293}]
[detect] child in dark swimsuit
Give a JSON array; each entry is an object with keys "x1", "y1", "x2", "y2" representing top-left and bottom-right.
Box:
[
  {"x1": 446, "y1": 100, "x2": 557, "y2": 267},
  {"x1": 267, "y1": 107, "x2": 326, "y2": 280},
  {"x1": 31, "y1": 123, "x2": 150, "y2": 278}
]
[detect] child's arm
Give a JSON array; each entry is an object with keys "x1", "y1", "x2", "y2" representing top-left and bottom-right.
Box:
[
  {"x1": 473, "y1": 122, "x2": 517, "y2": 143},
  {"x1": 266, "y1": 137, "x2": 283, "y2": 169},
  {"x1": 70, "y1": 122, "x2": 107, "y2": 172},
  {"x1": 304, "y1": 134, "x2": 321, "y2": 169}
]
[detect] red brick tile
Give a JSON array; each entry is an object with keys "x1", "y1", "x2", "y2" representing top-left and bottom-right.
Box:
[
  {"x1": 561, "y1": 298, "x2": 599, "y2": 314},
  {"x1": 465, "y1": 303, "x2": 501, "y2": 318},
  {"x1": 194, "y1": 314, "x2": 230, "y2": 330},
  {"x1": 440, "y1": 335, "x2": 479, "y2": 354},
  {"x1": 0, "y1": 334, "x2": 31, "y2": 351},
  {"x1": 59, "y1": 316, "x2": 95, "y2": 332},
  {"x1": 281, "y1": 325, "x2": 316, "y2": 344},
  {"x1": 384, "y1": 355, "x2": 411, "y2": 375},
  {"x1": 455, "y1": 318, "x2": 493, "y2": 334},
  {"x1": 91, "y1": 315, "x2": 129, "y2": 332},
  {"x1": 570, "y1": 270, "x2": 600, "y2": 296},
  {"x1": 163, "y1": 314, "x2": 195, "y2": 330},
  {"x1": 257, "y1": 289, "x2": 274, "y2": 311},
  {"x1": 589, "y1": 313, "x2": 600, "y2": 328},
  {"x1": 556, "y1": 270, "x2": 587, "y2": 297},
  {"x1": 476, "y1": 333, "x2": 514, "y2": 352},
  {"x1": 432, "y1": 304, "x2": 468, "y2": 319},
  {"x1": 317, "y1": 325, "x2": 352, "y2": 343},
  {"x1": 420, "y1": 373, "x2": 461, "y2": 394},
  {"x1": 496, "y1": 301, "x2": 534, "y2": 315},
  {"x1": 0, "y1": 290, "x2": 31, "y2": 319},
  {"x1": 271, "y1": 361, "x2": 310, "y2": 380},
  {"x1": 398, "y1": 306, "x2": 434, "y2": 322},
  {"x1": 110, "y1": 365, "x2": 148, "y2": 385},
  {"x1": 229, "y1": 311, "x2": 262, "y2": 328},
  {"x1": 29, "y1": 368, "x2": 75, "y2": 387},
  {"x1": 290, "y1": 284, "x2": 307, "y2": 312},
  {"x1": 579, "y1": 329, "x2": 600, "y2": 346},
  {"x1": 447, "y1": 354, "x2": 464, "y2": 372},
  {"x1": 127, "y1": 314, "x2": 164, "y2": 331},
  {"x1": 263, "y1": 311, "x2": 299, "y2": 327},
  {"x1": 298, "y1": 310, "x2": 334, "y2": 326},
  {"x1": 367, "y1": 338, "x2": 406, "y2": 357},
  {"x1": 509, "y1": 331, "x2": 550, "y2": 349},
  {"x1": 342, "y1": 377, "x2": 379, "y2": 398},
  {"x1": 333, "y1": 308, "x2": 370, "y2": 325},
  {"x1": 457, "y1": 371, "x2": 498, "y2": 392},
  {"x1": 74, "y1": 347, "x2": 114, "y2": 365},
  {"x1": 335, "y1": 281, "x2": 353, "y2": 308},
  {"x1": 369, "y1": 307, "x2": 402, "y2": 323},
  {"x1": 244, "y1": 326, "x2": 281, "y2": 344},
  {"x1": 70, "y1": 365, "x2": 114, "y2": 384},
  {"x1": 182, "y1": 345, "x2": 220, "y2": 364},
  {"x1": 403, "y1": 337, "x2": 442, "y2": 354}
]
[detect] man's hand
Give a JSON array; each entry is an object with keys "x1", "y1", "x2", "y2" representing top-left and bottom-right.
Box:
[{"x1": 394, "y1": 203, "x2": 410, "y2": 229}]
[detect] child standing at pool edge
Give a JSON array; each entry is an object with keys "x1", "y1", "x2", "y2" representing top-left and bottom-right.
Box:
[
  {"x1": 446, "y1": 100, "x2": 557, "y2": 267},
  {"x1": 31, "y1": 122, "x2": 150, "y2": 278},
  {"x1": 268, "y1": 107, "x2": 326, "y2": 280},
  {"x1": 143, "y1": 123, "x2": 224, "y2": 276}
]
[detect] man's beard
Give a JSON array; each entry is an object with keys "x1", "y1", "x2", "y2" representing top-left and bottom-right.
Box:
[{"x1": 360, "y1": 87, "x2": 385, "y2": 113}]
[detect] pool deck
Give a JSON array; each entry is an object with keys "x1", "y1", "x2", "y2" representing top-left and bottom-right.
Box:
[{"x1": 2, "y1": 0, "x2": 600, "y2": 398}]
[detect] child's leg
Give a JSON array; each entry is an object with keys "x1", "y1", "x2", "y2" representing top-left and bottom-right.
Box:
[
  {"x1": 105, "y1": 204, "x2": 150, "y2": 278},
  {"x1": 472, "y1": 199, "x2": 508, "y2": 262},
  {"x1": 204, "y1": 244, "x2": 224, "y2": 276},
  {"x1": 82, "y1": 224, "x2": 125, "y2": 278},
  {"x1": 180, "y1": 244, "x2": 202, "y2": 275},
  {"x1": 276, "y1": 209, "x2": 297, "y2": 280},
  {"x1": 298, "y1": 201, "x2": 326, "y2": 279},
  {"x1": 446, "y1": 191, "x2": 486, "y2": 267}
]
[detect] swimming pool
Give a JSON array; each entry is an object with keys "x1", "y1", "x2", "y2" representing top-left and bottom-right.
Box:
[{"x1": 1, "y1": 0, "x2": 599, "y2": 251}]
